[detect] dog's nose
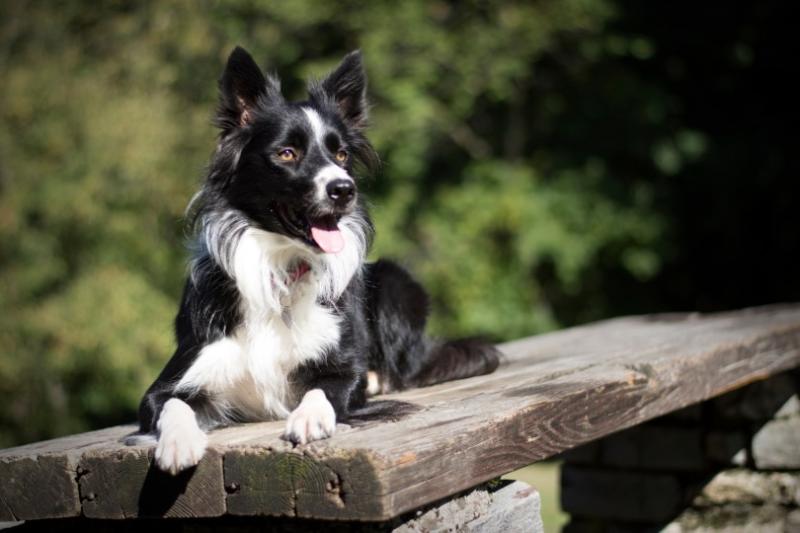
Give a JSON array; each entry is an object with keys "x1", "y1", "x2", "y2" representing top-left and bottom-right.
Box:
[{"x1": 326, "y1": 179, "x2": 355, "y2": 205}]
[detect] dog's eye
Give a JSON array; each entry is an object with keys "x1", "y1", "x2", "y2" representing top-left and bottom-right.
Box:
[
  {"x1": 335, "y1": 150, "x2": 348, "y2": 163},
  {"x1": 278, "y1": 148, "x2": 297, "y2": 162}
]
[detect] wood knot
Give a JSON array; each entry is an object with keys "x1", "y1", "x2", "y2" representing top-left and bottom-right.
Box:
[{"x1": 325, "y1": 473, "x2": 346, "y2": 508}]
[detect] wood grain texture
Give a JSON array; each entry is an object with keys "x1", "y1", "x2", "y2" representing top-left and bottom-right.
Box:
[
  {"x1": 79, "y1": 446, "x2": 225, "y2": 518},
  {"x1": 0, "y1": 426, "x2": 131, "y2": 521},
  {"x1": 2, "y1": 304, "x2": 799, "y2": 522}
]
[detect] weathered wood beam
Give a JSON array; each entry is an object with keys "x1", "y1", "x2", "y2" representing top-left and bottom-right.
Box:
[{"x1": 2, "y1": 304, "x2": 799, "y2": 522}]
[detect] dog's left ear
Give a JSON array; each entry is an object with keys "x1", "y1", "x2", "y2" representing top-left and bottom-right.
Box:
[{"x1": 318, "y1": 50, "x2": 368, "y2": 129}]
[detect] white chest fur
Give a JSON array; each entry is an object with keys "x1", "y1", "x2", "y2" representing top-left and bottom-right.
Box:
[
  {"x1": 175, "y1": 295, "x2": 339, "y2": 424},
  {"x1": 176, "y1": 225, "x2": 365, "y2": 426}
]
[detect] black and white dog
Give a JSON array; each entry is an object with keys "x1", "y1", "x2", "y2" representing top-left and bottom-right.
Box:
[{"x1": 135, "y1": 47, "x2": 499, "y2": 475}]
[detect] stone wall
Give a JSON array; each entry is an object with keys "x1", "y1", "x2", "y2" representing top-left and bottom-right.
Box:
[{"x1": 560, "y1": 371, "x2": 800, "y2": 532}]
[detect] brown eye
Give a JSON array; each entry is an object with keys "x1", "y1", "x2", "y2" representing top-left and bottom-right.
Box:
[
  {"x1": 335, "y1": 150, "x2": 348, "y2": 163},
  {"x1": 278, "y1": 148, "x2": 297, "y2": 162}
]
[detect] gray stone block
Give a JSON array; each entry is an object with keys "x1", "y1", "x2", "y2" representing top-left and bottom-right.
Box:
[
  {"x1": 601, "y1": 426, "x2": 706, "y2": 471},
  {"x1": 693, "y1": 469, "x2": 800, "y2": 506},
  {"x1": 561, "y1": 465, "x2": 683, "y2": 522},
  {"x1": 740, "y1": 373, "x2": 799, "y2": 421},
  {"x1": 563, "y1": 519, "x2": 659, "y2": 533},
  {"x1": 788, "y1": 509, "x2": 800, "y2": 531},
  {"x1": 467, "y1": 482, "x2": 543, "y2": 533},
  {"x1": 705, "y1": 431, "x2": 748, "y2": 465},
  {"x1": 561, "y1": 519, "x2": 604, "y2": 533},
  {"x1": 711, "y1": 373, "x2": 798, "y2": 423},
  {"x1": 753, "y1": 417, "x2": 800, "y2": 469},
  {"x1": 561, "y1": 440, "x2": 602, "y2": 464},
  {"x1": 598, "y1": 428, "x2": 642, "y2": 468},
  {"x1": 393, "y1": 481, "x2": 543, "y2": 533},
  {"x1": 663, "y1": 404, "x2": 703, "y2": 423},
  {"x1": 665, "y1": 503, "x2": 791, "y2": 533},
  {"x1": 776, "y1": 395, "x2": 800, "y2": 419}
]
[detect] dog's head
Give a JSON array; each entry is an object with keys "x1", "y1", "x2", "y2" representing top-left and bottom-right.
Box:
[{"x1": 207, "y1": 47, "x2": 377, "y2": 254}]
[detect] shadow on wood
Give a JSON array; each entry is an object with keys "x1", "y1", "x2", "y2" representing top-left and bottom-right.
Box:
[{"x1": 138, "y1": 462, "x2": 198, "y2": 518}]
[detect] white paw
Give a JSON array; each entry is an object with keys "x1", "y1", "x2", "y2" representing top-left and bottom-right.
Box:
[
  {"x1": 154, "y1": 398, "x2": 208, "y2": 475},
  {"x1": 284, "y1": 389, "x2": 336, "y2": 445}
]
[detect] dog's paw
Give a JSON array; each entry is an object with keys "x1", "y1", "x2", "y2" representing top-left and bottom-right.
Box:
[
  {"x1": 154, "y1": 398, "x2": 208, "y2": 475},
  {"x1": 284, "y1": 389, "x2": 336, "y2": 445}
]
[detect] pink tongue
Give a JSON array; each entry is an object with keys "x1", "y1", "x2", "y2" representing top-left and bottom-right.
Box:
[{"x1": 310, "y1": 225, "x2": 344, "y2": 254}]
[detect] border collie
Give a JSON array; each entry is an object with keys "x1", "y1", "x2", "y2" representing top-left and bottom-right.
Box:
[{"x1": 134, "y1": 47, "x2": 500, "y2": 475}]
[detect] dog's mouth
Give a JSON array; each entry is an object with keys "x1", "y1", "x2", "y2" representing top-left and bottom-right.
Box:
[{"x1": 274, "y1": 204, "x2": 345, "y2": 254}]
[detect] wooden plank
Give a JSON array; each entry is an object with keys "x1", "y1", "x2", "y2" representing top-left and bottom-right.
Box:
[
  {"x1": 1, "y1": 304, "x2": 799, "y2": 522},
  {"x1": 356, "y1": 307, "x2": 800, "y2": 516},
  {"x1": 78, "y1": 444, "x2": 225, "y2": 519},
  {"x1": 0, "y1": 426, "x2": 132, "y2": 521},
  {"x1": 224, "y1": 445, "x2": 386, "y2": 520}
]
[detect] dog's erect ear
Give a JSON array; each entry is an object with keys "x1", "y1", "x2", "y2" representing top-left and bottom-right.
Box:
[
  {"x1": 217, "y1": 46, "x2": 281, "y2": 131},
  {"x1": 319, "y1": 50, "x2": 368, "y2": 129}
]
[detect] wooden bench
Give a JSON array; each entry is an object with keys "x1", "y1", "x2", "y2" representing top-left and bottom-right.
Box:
[{"x1": 2, "y1": 304, "x2": 799, "y2": 530}]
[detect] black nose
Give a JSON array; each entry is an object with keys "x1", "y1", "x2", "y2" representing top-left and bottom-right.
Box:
[{"x1": 326, "y1": 179, "x2": 356, "y2": 205}]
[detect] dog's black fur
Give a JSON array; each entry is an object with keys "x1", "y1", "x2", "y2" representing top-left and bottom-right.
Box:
[{"x1": 135, "y1": 47, "x2": 499, "y2": 474}]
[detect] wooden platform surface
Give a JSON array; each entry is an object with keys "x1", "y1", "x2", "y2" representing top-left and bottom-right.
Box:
[{"x1": 2, "y1": 304, "x2": 800, "y2": 522}]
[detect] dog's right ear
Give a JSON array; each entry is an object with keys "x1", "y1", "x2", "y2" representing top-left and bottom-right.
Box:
[{"x1": 217, "y1": 46, "x2": 281, "y2": 132}]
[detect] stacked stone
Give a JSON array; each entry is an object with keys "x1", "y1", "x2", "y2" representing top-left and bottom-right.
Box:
[{"x1": 560, "y1": 371, "x2": 800, "y2": 532}]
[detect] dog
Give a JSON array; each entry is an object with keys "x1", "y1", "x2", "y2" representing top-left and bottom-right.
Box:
[{"x1": 133, "y1": 47, "x2": 500, "y2": 475}]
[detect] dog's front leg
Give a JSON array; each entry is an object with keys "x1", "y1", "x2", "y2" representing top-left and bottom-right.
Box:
[
  {"x1": 283, "y1": 372, "x2": 356, "y2": 445},
  {"x1": 284, "y1": 388, "x2": 337, "y2": 445},
  {"x1": 154, "y1": 397, "x2": 208, "y2": 475}
]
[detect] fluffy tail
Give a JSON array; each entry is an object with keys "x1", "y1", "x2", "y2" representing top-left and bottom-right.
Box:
[{"x1": 412, "y1": 337, "x2": 501, "y2": 387}]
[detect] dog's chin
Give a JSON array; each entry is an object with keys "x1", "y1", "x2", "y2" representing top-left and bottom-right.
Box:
[{"x1": 273, "y1": 203, "x2": 351, "y2": 254}]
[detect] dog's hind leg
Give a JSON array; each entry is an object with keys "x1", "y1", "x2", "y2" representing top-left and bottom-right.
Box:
[{"x1": 364, "y1": 259, "x2": 500, "y2": 391}]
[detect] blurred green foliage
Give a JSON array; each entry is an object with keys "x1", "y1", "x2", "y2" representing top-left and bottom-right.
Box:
[{"x1": 1, "y1": 1, "x2": 796, "y2": 446}]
